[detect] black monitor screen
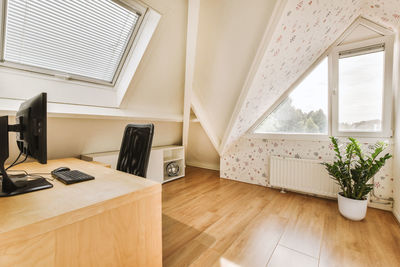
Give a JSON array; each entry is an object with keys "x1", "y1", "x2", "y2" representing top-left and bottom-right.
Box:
[{"x1": 15, "y1": 93, "x2": 47, "y2": 164}]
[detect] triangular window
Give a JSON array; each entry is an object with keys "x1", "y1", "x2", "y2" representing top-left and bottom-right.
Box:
[{"x1": 255, "y1": 58, "x2": 328, "y2": 134}]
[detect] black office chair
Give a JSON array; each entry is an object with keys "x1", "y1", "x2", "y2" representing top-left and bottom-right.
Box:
[{"x1": 116, "y1": 124, "x2": 154, "y2": 178}]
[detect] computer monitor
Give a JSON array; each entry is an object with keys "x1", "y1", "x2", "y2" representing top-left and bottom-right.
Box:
[
  {"x1": 16, "y1": 92, "x2": 47, "y2": 164},
  {"x1": 0, "y1": 93, "x2": 53, "y2": 197}
]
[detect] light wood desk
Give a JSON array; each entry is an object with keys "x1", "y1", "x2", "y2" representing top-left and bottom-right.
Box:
[{"x1": 0, "y1": 158, "x2": 162, "y2": 267}]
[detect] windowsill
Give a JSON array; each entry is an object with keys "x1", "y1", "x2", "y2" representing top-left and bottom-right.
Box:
[
  {"x1": 247, "y1": 132, "x2": 393, "y2": 144},
  {"x1": 0, "y1": 98, "x2": 183, "y2": 122}
]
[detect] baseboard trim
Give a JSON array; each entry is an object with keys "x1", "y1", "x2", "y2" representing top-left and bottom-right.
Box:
[
  {"x1": 219, "y1": 176, "x2": 267, "y2": 186},
  {"x1": 186, "y1": 161, "x2": 220, "y2": 171},
  {"x1": 221, "y1": 175, "x2": 398, "y2": 213}
]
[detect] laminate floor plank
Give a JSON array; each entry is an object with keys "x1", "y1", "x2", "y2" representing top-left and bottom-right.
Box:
[
  {"x1": 162, "y1": 167, "x2": 400, "y2": 267},
  {"x1": 267, "y1": 245, "x2": 319, "y2": 267}
]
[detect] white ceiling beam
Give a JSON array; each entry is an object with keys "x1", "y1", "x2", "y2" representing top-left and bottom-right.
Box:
[
  {"x1": 182, "y1": 0, "x2": 200, "y2": 155},
  {"x1": 191, "y1": 92, "x2": 221, "y2": 155}
]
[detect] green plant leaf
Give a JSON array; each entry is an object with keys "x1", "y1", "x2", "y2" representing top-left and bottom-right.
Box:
[{"x1": 322, "y1": 137, "x2": 392, "y2": 200}]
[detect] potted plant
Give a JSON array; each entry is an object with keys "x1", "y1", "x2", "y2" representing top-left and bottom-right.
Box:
[{"x1": 322, "y1": 137, "x2": 392, "y2": 221}]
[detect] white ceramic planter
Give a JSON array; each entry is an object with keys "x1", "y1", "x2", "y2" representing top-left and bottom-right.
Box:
[{"x1": 337, "y1": 193, "x2": 368, "y2": 221}]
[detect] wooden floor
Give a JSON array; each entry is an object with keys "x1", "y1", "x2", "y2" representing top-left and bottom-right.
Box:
[{"x1": 162, "y1": 167, "x2": 400, "y2": 267}]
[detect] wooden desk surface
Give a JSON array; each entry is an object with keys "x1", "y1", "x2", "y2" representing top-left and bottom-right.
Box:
[{"x1": 0, "y1": 158, "x2": 160, "y2": 248}]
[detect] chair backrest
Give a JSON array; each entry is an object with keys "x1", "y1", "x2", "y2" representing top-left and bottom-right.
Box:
[{"x1": 116, "y1": 124, "x2": 154, "y2": 178}]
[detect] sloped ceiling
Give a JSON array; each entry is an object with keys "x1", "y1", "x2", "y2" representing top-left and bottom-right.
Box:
[
  {"x1": 220, "y1": 0, "x2": 365, "y2": 152},
  {"x1": 362, "y1": 0, "x2": 400, "y2": 30},
  {"x1": 193, "y1": 0, "x2": 278, "y2": 148}
]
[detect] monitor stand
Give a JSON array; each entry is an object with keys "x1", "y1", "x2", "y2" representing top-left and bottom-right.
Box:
[{"x1": 0, "y1": 116, "x2": 53, "y2": 197}]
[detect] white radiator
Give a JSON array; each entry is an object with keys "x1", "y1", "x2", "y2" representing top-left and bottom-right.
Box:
[{"x1": 270, "y1": 156, "x2": 339, "y2": 198}]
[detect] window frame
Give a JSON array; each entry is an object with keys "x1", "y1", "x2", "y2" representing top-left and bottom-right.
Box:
[
  {"x1": 0, "y1": 0, "x2": 147, "y2": 86},
  {"x1": 250, "y1": 19, "x2": 394, "y2": 140},
  {"x1": 330, "y1": 36, "x2": 394, "y2": 138}
]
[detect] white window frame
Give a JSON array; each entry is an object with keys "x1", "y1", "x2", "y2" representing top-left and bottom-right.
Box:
[
  {"x1": 0, "y1": 0, "x2": 147, "y2": 86},
  {"x1": 331, "y1": 36, "x2": 394, "y2": 138},
  {"x1": 250, "y1": 18, "x2": 394, "y2": 140},
  {"x1": 0, "y1": 0, "x2": 161, "y2": 109}
]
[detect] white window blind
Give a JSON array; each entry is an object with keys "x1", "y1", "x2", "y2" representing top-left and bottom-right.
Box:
[{"x1": 4, "y1": 0, "x2": 141, "y2": 83}]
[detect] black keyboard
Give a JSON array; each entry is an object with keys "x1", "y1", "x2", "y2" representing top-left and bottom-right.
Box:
[{"x1": 52, "y1": 170, "x2": 95, "y2": 185}]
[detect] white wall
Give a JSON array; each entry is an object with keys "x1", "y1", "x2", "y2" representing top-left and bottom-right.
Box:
[
  {"x1": 6, "y1": 116, "x2": 181, "y2": 164},
  {"x1": 221, "y1": 136, "x2": 394, "y2": 200},
  {"x1": 187, "y1": 121, "x2": 219, "y2": 170},
  {"x1": 193, "y1": 0, "x2": 278, "y2": 140},
  {"x1": 392, "y1": 33, "x2": 400, "y2": 222}
]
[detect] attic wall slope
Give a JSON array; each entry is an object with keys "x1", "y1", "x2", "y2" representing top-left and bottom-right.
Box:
[{"x1": 222, "y1": 0, "x2": 363, "y2": 152}]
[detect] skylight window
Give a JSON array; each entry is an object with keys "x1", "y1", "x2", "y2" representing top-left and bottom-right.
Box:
[
  {"x1": 255, "y1": 58, "x2": 328, "y2": 134},
  {"x1": 3, "y1": 0, "x2": 144, "y2": 84}
]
